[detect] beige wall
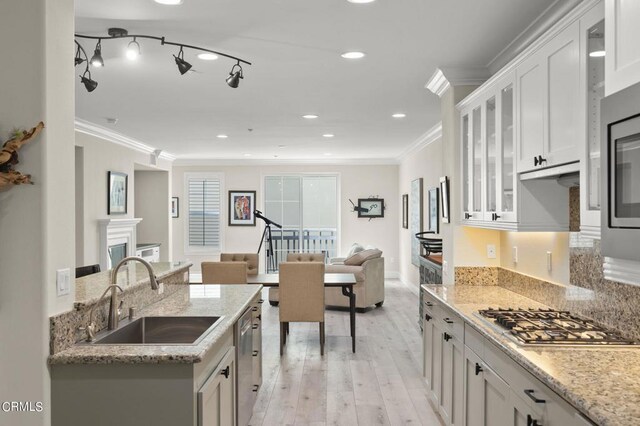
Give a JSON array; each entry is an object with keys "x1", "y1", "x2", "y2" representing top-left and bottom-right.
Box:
[
  {"x1": 75, "y1": 131, "x2": 172, "y2": 266},
  {"x1": 0, "y1": 0, "x2": 75, "y2": 424},
  {"x1": 135, "y1": 170, "x2": 171, "y2": 261},
  {"x1": 172, "y1": 163, "x2": 399, "y2": 275},
  {"x1": 398, "y1": 137, "x2": 443, "y2": 286},
  {"x1": 500, "y1": 231, "x2": 570, "y2": 285}
]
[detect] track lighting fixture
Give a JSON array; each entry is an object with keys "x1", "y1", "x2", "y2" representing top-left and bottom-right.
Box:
[
  {"x1": 90, "y1": 40, "x2": 104, "y2": 67},
  {"x1": 74, "y1": 27, "x2": 251, "y2": 93},
  {"x1": 126, "y1": 38, "x2": 141, "y2": 60},
  {"x1": 79, "y1": 69, "x2": 98, "y2": 92},
  {"x1": 226, "y1": 62, "x2": 243, "y2": 88},
  {"x1": 173, "y1": 47, "x2": 192, "y2": 75}
]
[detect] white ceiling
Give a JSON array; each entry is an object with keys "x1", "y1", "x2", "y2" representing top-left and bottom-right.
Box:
[{"x1": 75, "y1": 0, "x2": 555, "y2": 161}]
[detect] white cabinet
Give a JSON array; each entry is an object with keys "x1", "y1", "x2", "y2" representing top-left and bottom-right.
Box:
[
  {"x1": 198, "y1": 347, "x2": 236, "y2": 426},
  {"x1": 439, "y1": 330, "x2": 464, "y2": 426},
  {"x1": 463, "y1": 347, "x2": 510, "y2": 426},
  {"x1": 605, "y1": 0, "x2": 640, "y2": 96},
  {"x1": 517, "y1": 21, "x2": 581, "y2": 173}
]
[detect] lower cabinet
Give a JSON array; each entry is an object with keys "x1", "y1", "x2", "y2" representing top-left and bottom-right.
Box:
[
  {"x1": 422, "y1": 291, "x2": 596, "y2": 426},
  {"x1": 198, "y1": 347, "x2": 236, "y2": 426}
]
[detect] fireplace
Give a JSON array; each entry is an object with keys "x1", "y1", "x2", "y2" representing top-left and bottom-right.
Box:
[{"x1": 98, "y1": 218, "x2": 142, "y2": 270}]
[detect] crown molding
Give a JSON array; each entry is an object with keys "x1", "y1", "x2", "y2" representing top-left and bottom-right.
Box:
[
  {"x1": 74, "y1": 118, "x2": 177, "y2": 161},
  {"x1": 173, "y1": 157, "x2": 400, "y2": 167},
  {"x1": 396, "y1": 122, "x2": 442, "y2": 162},
  {"x1": 425, "y1": 67, "x2": 489, "y2": 97}
]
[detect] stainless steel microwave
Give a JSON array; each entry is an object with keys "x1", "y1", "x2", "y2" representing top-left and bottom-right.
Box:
[{"x1": 602, "y1": 81, "x2": 640, "y2": 261}]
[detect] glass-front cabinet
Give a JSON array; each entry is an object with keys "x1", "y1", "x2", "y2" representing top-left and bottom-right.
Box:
[{"x1": 461, "y1": 73, "x2": 517, "y2": 225}]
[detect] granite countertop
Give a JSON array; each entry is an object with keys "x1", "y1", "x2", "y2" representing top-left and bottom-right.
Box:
[
  {"x1": 422, "y1": 284, "x2": 640, "y2": 426},
  {"x1": 49, "y1": 284, "x2": 262, "y2": 365},
  {"x1": 74, "y1": 261, "x2": 191, "y2": 309}
]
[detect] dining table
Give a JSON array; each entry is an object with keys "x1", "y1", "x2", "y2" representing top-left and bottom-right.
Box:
[{"x1": 246, "y1": 273, "x2": 358, "y2": 352}]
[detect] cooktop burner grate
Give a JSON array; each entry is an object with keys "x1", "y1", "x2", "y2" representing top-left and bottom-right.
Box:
[{"x1": 478, "y1": 308, "x2": 637, "y2": 346}]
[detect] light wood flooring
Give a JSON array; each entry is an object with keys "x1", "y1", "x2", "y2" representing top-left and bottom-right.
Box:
[{"x1": 249, "y1": 279, "x2": 444, "y2": 426}]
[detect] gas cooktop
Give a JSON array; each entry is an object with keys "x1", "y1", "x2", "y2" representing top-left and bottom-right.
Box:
[{"x1": 478, "y1": 308, "x2": 637, "y2": 346}]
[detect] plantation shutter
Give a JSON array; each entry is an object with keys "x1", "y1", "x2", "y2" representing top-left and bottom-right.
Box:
[{"x1": 188, "y1": 177, "x2": 221, "y2": 249}]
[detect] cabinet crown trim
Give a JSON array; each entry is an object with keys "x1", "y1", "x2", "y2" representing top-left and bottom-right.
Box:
[{"x1": 425, "y1": 67, "x2": 489, "y2": 97}]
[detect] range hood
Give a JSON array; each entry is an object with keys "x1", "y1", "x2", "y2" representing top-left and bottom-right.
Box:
[{"x1": 519, "y1": 161, "x2": 580, "y2": 186}]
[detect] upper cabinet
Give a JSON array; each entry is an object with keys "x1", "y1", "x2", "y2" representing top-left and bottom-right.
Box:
[
  {"x1": 605, "y1": 0, "x2": 640, "y2": 96},
  {"x1": 458, "y1": 0, "x2": 603, "y2": 231},
  {"x1": 517, "y1": 21, "x2": 581, "y2": 173}
]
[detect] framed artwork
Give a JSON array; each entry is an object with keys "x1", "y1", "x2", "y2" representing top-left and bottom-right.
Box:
[
  {"x1": 228, "y1": 190, "x2": 256, "y2": 226},
  {"x1": 107, "y1": 171, "x2": 127, "y2": 215},
  {"x1": 357, "y1": 198, "x2": 385, "y2": 218},
  {"x1": 171, "y1": 197, "x2": 179, "y2": 218},
  {"x1": 440, "y1": 176, "x2": 450, "y2": 224},
  {"x1": 402, "y1": 194, "x2": 409, "y2": 229},
  {"x1": 428, "y1": 187, "x2": 439, "y2": 234},
  {"x1": 410, "y1": 178, "x2": 423, "y2": 266}
]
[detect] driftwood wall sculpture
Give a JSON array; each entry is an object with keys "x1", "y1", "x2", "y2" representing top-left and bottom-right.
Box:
[{"x1": 0, "y1": 121, "x2": 44, "y2": 191}]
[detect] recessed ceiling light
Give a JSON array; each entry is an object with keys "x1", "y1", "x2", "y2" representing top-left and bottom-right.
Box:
[
  {"x1": 197, "y1": 53, "x2": 218, "y2": 61},
  {"x1": 217, "y1": 134, "x2": 228, "y2": 139},
  {"x1": 392, "y1": 113, "x2": 407, "y2": 118},
  {"x1": 323, "y1": 134, "x2": 335, "y2": 138},
  {"x1": 589, "y1": 50, "x2": 606, "y2": 57},
  {"x1": 278, "y1": 145, "x2": 287, "y2": 148},
  {"x1": 243, "y1": 153, "x2": 252, "y2": 157},
  {"x1": 348, "y1": 0, "x2": 375, "y2": 3},
  {"x1": 302, "y1": 114, "x2": 319, "y2": 119},
  {"x1": 341, "y1": 51, "x2": 365, "y2": 59},
  {"x1": 154, "y1": 0, "x2": 183, "y2": 5}
]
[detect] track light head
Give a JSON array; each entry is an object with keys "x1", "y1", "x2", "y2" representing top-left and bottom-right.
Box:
[
  {"x1": 226, "y1": 62, "x2": 243, "y2": 88},
  {"x1": 74, "y1": 45, "x2": 85, "y2": 66},
  {"x1": 79, "y1": 69, "x2": 98, "y2": 92},
  {"x1": 173, "y1": 47, "x2": 192, "y2": 75},
  {"x1": 126, "y1": 38, "x2": 141, "y2": 60},
  {"x1": 90, "y1": 40, "x2": 104, "y2": 67}
]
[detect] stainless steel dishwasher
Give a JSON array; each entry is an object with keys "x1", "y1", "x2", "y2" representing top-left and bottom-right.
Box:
[{"x1": 235, "y1": 307, "x2": 255, "y2": 426}]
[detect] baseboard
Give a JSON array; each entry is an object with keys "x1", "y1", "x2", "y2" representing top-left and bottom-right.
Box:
[{"x1": 385, "y1": 271, "x2": 400, "y2": 279}]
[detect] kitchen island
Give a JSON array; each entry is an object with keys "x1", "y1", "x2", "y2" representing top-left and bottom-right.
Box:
[
  {"x1": 422, "y1": 284, "x2": 640, "y2": 426},
  {"x1": 50, "y1": 284, "x2": 262, "y2": 425}
]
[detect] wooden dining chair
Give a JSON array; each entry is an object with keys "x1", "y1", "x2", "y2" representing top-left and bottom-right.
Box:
[
  {"x1": 201, "y1": 261, "x2": 248, "y2": 284},
  {"x1": 278, "y1": 261, "x2": 325, "y2": 356}
]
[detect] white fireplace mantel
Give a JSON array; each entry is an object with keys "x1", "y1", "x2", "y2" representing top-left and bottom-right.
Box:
[{"x1": 98, "y1": 218, "x2": 143, "y2": 271}]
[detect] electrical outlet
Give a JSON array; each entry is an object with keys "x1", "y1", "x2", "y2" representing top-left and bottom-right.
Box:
[
  {"x1": 513, "y1": 246, "x2": 518, "y2": 264},
  {"x1": 56, "y1": 268, "x2": 71, "y2": 297},
  {"x1": 487, "y1": 244, "x2": 496, "y2": 259},
  {"x1": 547, "y1": 251, "x2": 552, "y2": 272}
]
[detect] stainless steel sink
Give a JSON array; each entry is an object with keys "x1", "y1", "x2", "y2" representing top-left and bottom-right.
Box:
[{"x1": 94, "y1": 316, "x2": 223, "y2": 345}]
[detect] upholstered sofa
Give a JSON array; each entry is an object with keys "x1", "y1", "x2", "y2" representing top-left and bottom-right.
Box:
[{"x1": 268, "y1": 248, "x2": 385, "y2": 311}]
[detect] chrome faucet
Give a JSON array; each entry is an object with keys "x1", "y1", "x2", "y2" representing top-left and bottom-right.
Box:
[{"x1": 83, "y1": 256, "x2": 159, "y2": 342}]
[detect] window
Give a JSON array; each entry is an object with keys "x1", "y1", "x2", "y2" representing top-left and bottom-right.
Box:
[
  {"x1": 263, "y1": 174, "x2": 338, "y2": 271},
  {"x1": 185, "y1": 173, "x2": 223, "y2": 254}
]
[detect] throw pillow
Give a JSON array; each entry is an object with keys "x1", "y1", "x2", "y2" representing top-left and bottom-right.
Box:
[
  {"x1": 344, "y1": 249, "x2": 382, "y2": 266},
  {"x1": 346, "y1": 243, "x2": 364, "y2": 258}
]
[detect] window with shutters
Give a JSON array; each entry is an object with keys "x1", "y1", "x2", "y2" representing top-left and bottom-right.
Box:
[{"x1": 184, "y1": 173, "x2": 224, "y2": 254}]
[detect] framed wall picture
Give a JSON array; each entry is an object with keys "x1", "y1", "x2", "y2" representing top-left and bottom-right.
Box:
[
  {"x1": 357, "y1": 198, "x2": 385, "y2": 218},
  {"x1": 411, "y1": 178, "x2": 423, "y2": 266},
  {"x1": 171, "y1": 197, "x2": 179, "y2": 218},
  {"x1": 402, "y1": 194, "x2": 409, "y2": 229},
  {"x1": 228, "y1": 190, "x2": 256, "y2": 226},
  {"x1": 107, "y1": 171, "x2": 128, "y2": 215},
  {"x1": 428, "y1": 187, "x2": 439, "y2": 234},
  {"x1": 440, "y1": 176, "x2": 450, "y2": 223}
]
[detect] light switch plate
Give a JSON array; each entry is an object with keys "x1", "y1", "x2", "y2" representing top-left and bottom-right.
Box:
[
  {"x1": 56, "y1": 268, "x2": 71, "y2": 296},
  {"x1": 487, "y1": 244, "x2": 496, "y2": 259}
]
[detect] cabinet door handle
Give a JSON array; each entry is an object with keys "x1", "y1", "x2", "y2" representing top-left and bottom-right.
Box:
[
  {"x1": 443, "y1": 318, "x2": 454, "y2": 324},
  {"x1": 253, "y1": 385, "x2": 260, "y2": 392},
  {"x1": 253, "y1": 350, "x2": 259, "y2": 357},
  {"x1": 425, "y1": 301, "x2": 433, "y2": 307},
  {"x1": 443, "y1": 332, "x2": 451, "y2": 342},
  {"x1": 425, "y1": 313, "x2": 432, "y2": 321},
  {"x1": 492, "y1": 213, "x2": 501, "y2": 221},
  {"x1": 538, "y1": 155, "x2": 547, "y2": 166},
  {"x1": 464, "y1": 212, "x2": 472, "y2": 220},
  {"x1": 475, "y1": 363, "x2": 483, "y2": 375},
  {"x1": 221, "y1": 366, "x2": 230, "y2": 379},
  {"x1": 534, "y1": 156, "x2": 539, "y2": 166},
  {"x1": 252, "y1": 306, "x2": 258, "y2": 312},
  {"x1": 526, "y1": 414, "x2": 542, "y2": 426},
  {"x1": 258, "y1": 299, "x2": 264, "y2": 304},
  {"x1": 257, "y1": 314, "x2": 261, "y2": 321},
  {"x1": 524, "y1": 389, "x2": 546, "y2": 404}
]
